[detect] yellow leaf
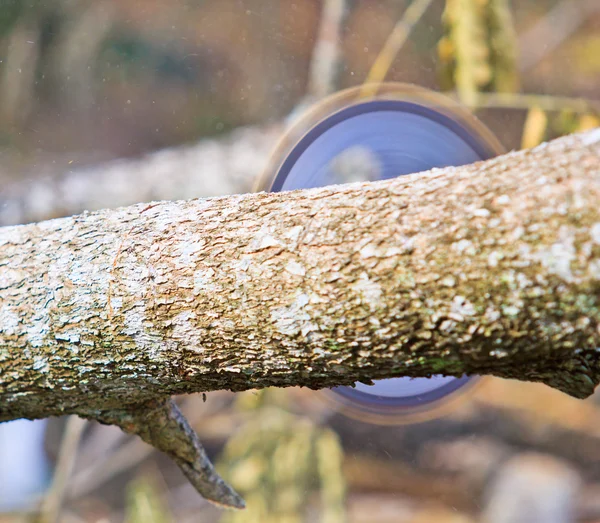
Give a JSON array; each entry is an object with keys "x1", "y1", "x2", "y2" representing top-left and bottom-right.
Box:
[
  {"x1": 521, "y1": 106, "x2": 547, "y2": 149},
  {"x1": 576, "y1": 113, "x2": 600, "y2": 132},
  {"x1": 437, "y1": 37, "x2": 454, "y2": 63}
]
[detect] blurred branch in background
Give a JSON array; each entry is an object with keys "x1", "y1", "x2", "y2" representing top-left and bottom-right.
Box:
[
  {"x1": 306, "y1": 0, "x2": 350, "y2": 99},
  {"x1": 518, "y1": 0, "x2": 600, "y2": 72},
  {"x1": 362, "y1": 0, "x2": 435, "y2": 93},
  {"x1": 458, "y1": 91, "x2": 600, "y2": 114},
  {"x1": 0, "y1": 15, "x2": 39, "y2": 127},
  {"x1": 0, "y1": 124, "x2": 280, "y2": 226},
  {"x1": 45, "y1": 1, "x2": 116, "y2": 113},
  {"x1": 38, "y1": 416, "x2": 87, "y2": 523}
]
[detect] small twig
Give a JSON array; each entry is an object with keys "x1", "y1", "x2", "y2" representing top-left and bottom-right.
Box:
[
  {"x1": 38, "y1": 416, "x2": 87, "y2": 523},
  {"x1": 93, "y1": 398, "x2": 245, "y2": 509},
  {"x1": 306, "y1": 0, "x2": 350, "y2": 99},
  {"x1": 361, "y1": 0, "x2": 435, "y2": 95},
  {"x1": 444, "y1": 91, "x2": 599, "y2": 115},
  {"x1": 67, "y1": 394, "x2": 232, "y2": 500}
]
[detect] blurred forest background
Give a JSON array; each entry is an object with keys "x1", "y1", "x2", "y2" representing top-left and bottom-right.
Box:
[{"x1": 0, "y1": 0, "x2": 599, "y2": 522}]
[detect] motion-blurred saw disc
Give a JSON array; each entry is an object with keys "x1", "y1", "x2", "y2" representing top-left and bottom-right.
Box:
[{"x1": 257, "y1": 83, "x2": 504, "y2": 424}]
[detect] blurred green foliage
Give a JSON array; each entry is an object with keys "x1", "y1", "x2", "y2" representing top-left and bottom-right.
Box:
[
  {"x1": 438, "y1": 0, "x2": 519, "y2": 104},
  {"x1": 124, "y1": 477, "x2": 172, "y2": 523},
  {"x1": 218, "y1": 390, "x2": 346, "y2": 523}
]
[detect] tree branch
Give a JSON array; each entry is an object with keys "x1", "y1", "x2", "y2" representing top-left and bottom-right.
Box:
[{"x1": 1, "y1": 128, "x2": 600, "y2": 507}]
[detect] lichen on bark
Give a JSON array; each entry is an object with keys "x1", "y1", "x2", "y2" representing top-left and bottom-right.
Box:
[{"x1": 1, "y1": 128, "x2": 600, "y2": 508}]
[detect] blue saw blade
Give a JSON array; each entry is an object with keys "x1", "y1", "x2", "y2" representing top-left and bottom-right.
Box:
[
  {"x1": 258, "y1": 83, "x2": 504, "y2": 424},
  {"x1": 270, "y1": 98, "x2": 498, "y2": 191}
]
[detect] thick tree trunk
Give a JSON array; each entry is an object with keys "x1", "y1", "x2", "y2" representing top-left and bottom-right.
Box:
[{"x1": 1, "y1": 128, "x2": 600, "y2": 507}]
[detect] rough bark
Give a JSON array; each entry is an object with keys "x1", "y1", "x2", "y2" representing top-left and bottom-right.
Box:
[{"x1": 1, "y1": 128, "x2": 600, "y2": 507}]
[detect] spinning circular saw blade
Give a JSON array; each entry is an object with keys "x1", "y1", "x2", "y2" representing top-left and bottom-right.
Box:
[{"x1": 257, "y1": 83, "x2": 504, "y2": 424}]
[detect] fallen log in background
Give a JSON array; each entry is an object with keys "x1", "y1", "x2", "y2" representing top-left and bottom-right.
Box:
[{"x1": 0, "y1": 124, "x2": 280, "y2": 227}]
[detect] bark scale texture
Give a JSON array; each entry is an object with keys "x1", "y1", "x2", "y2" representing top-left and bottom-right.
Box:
[
  {"x1": 1, "y1": 128, "x2": 600, "y2": 505},
  {"x1": 2, "y1": 127, "x2": 600, "y2": 416}
]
